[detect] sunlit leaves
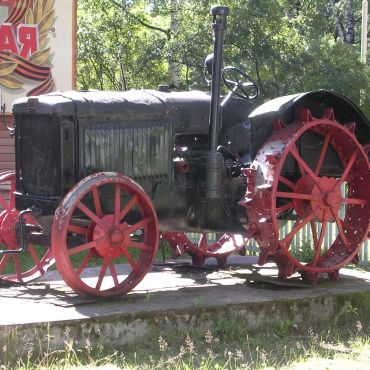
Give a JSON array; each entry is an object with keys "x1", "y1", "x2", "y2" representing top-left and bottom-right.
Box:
[{"x1": 77, "y1": 0, "x2": 370, "y2": 116}]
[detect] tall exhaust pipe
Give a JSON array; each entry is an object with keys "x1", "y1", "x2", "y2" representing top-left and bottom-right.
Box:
[
  {"x1": 203, "y1": 6, "x2": 229, "y2": 228},
  {"x1": 209, "y1": 5, "x2": 229, "y2": 152}
]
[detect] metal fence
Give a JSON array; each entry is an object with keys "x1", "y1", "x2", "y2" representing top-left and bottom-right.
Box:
[
  {"x1": 188, "y1": 222, "x2": 370, "y2": 266},
  {"x1": 277, "y1": 221, "x2": 370, "y2": 266}
]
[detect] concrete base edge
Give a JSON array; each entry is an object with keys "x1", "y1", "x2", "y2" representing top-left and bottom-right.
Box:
[{"x1": 1, "y1": 291, "x2": 367, "y2": 356}]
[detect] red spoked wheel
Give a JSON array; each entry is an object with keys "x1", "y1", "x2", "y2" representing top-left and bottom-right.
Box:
[
  {"x1": 0, "y1": 171, "x2": 54, "y2": 282},
  {"x1": 52, "y1": 172, "x2": 159, "y2": 298},
  {"x1": 161, "y1": 232, "x2": 247, "y2": 268},
  {"x1": 245, "y1": 109, "x2": 370, "y2": 283}
]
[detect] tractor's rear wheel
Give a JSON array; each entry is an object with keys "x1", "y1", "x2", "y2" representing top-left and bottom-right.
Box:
[
  {"x1": 52, "y1": 172, "x2": 159, "y2": 298},
  {"x1": 161, "y1": 232, "x2": 248, "y2": 267},
  {"x1": 0, "y1": 171, "x2": 53, "y2": 283},
  {"x1": 244, "y1": 109, "x2": 369, "y2": 282}
]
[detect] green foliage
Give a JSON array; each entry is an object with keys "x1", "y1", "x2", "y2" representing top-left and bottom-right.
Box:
[
  {"x1": 3, "y1": 311, "x2": 370, "y2": 369},
  {"x1": 300, "y1": 37, "x2": 370, "y2": 109},
  {"x1": 77, "y1": 0, "x2": 370, "y2": 116},
  {"x1": 291, "y1": 237, "x2": 315, "y2": 263},
  {"x1": 77, "y1": 0, "x2": 168, "y2": 90}
]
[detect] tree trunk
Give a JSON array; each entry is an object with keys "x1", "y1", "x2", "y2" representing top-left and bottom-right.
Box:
[
  {"x1": 344, "y1": 0, "x2": 355, "y2": 43},
  {"x1": 168, "y1": 0, "x2": 181, "y2": 89},
  {"x1": 332, "y1": 0, "x2": 355, "y2": 44}
]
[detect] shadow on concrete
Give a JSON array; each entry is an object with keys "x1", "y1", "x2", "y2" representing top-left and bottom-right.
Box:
[{"x1": 0, "y1": 255, "x2": 370, "y2": 327}]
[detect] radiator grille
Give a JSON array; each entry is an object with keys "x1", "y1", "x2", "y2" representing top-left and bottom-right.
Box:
[
  {"x1": 81, "y1": 122, "x2": 172, "y2": 180},
  {"x1": 17, "y1": 115, "x2": 61, "y2": 196}
]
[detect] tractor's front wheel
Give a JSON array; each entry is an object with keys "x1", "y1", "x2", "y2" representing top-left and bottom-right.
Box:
[
  {"x1": 52, "y1": 172, "x2": 159, "y2": 298},
  {"x1": 0, "y1": 171, "x2": 53, "y2": 283}
]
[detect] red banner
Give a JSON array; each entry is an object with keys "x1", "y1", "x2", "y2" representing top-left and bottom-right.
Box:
[{"x1": 0, "y1": 0, "x2": 55, "y2": 96}]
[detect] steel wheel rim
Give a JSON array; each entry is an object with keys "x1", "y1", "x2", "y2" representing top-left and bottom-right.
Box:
[
  {"x1": 271, "y1": 119, "x2": 369, "y2": 274},
  {"x1": 0, "y1": 171, "x2": 54, "y2": 282},
  {"x1": 52, "y1": 172, "x2": 159, "y2": 298}
]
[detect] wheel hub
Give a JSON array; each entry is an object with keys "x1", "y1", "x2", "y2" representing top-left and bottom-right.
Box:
[
  {"x1": 0, "y1": 209, "x2": 19, "y2": 247},
  {"x1": 110, "y1": 229, "x2": 124, "y2": 244},
  {"x1": 0, "y1": 209, "x2": 38, "y2": 248},
  {"x1": 93, "y1": 215, "x2": 129, "y2": 258},
  {"x1": 311, "y1": 177, "x2": 341, "y2": 222},
  {"x1": 293, "y1": 176, "x2": 341, "y2": 222}
]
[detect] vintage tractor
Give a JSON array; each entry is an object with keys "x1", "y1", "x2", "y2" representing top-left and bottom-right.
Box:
[{"x1": 0, "y1": 6, "x2": 369, "y2": 297}]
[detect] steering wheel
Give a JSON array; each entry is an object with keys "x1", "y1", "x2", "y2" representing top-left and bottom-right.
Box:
[
  {"x1": 221, "y1": 66, "x2": 259, "y2": 100},
  {"x1": 203, "y1": 54, "x2": 213, "y2": 84}
]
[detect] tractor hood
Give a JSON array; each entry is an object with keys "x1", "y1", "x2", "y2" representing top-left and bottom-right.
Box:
[{"x1": 12, "y1": 89, "x2": 253, "y2": 135}]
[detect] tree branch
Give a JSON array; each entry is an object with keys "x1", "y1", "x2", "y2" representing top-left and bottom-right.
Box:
[
  {"x1": 110, "y1": 0, "x2": 171, "y2": 39},
  {"x1": 254, "y1": 60, "x2": 270, "y2": 98}
]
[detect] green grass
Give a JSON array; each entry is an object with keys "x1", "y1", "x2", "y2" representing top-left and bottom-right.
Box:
[
  {"x1": 1, "y1": 296, "x2": 370, "y2": 369},
  {"x1": 0, "y1": 244, "x2": 52, "y2": 275}
]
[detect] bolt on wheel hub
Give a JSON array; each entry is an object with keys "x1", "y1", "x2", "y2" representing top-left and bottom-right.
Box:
[
  {"x1": 110, "y1": 229, "x2": 124, "y2": 244},
  {"x1": 311, "y1": 177, "x2": 341, "y2": 222},
  {"x1": 93, "y1": 215, "x2": 130, "y2": 258},
  {"x1": 292, "y1": 176, "x2": 342, "y2": 222}
]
